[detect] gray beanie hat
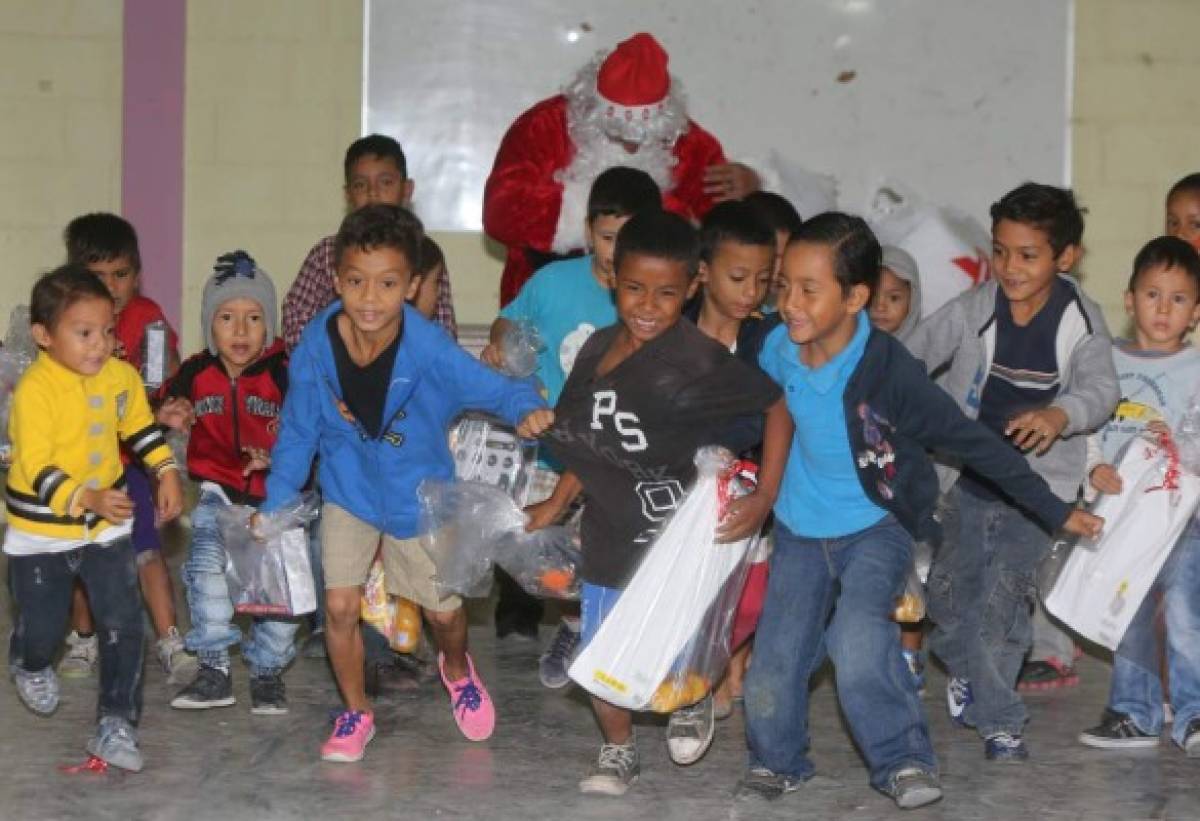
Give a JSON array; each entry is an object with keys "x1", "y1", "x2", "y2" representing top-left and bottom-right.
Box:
[{"x1": 202, "y1": 250, "x2": 278, "y2": 356}]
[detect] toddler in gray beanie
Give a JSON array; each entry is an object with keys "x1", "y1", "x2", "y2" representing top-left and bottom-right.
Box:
[{"x1": 201, "y1": 250, "x2": 278, "y2": 355}]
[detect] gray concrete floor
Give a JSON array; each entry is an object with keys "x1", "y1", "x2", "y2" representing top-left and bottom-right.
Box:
[{"x1": 0, "y1": 520, "x2": 1197, "y2": 820}]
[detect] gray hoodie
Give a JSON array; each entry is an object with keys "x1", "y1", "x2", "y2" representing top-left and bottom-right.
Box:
[
  {"x1": 881, "y1": 245, "x2": 923, "y2": 341},
  {"x1": 904, "y1": 276, "x2": 1120, "y2": 502}
]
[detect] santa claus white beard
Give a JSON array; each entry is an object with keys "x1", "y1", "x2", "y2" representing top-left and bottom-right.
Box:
[{"x1": 551, "y1": 129, "x2": 678, "y2": 255}]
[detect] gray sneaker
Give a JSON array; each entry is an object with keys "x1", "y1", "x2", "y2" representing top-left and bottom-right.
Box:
[
  {"x1": 538, "y1": 620, "x2": 581, "y2": 689},
  {"x1": 883, "y1": 767, "x2": 943, "y2": 809},
  {"x1": 13, "y1": 665, "x2": 60, "y2": 715},
  {"x1": 735, "y1": 766, "x2": 807, "y2": 801},
  {"x1": 666, "y1": 693, "x2": 715, "y2": 765},
  {"x1": 86, "y1": 716, "x2": 143, "y2": 772},
  {"x1": 58, "y1": 631, "x2": 98, "y2": 678},
  {"x1": 579, "y1": 739, "x2": 640, "y2": 796}
]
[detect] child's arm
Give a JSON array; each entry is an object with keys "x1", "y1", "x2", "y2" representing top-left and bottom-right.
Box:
[
  {"x1": 480, "y1": 317, "x2": 515, "y2": 370},
  {"x1": 261, "y1": 354, "x2": 323, "y2": 514},
  {"x1": 895, "y1": 354, "x2": 1101, "y2": 538},
  {"x1": 717, "y1": 398, "x2": 791, "y2": 542},
  {"x1": 524, "y1": 471, "x2": 582, "y2": 532},
  {"x1": 899, "y1": 294, "x2": 968, "y2": 375},
  {"x1": 481, "y1": 275, "x2": 539, "y2": 370},
  {"x1": 439, "y1": 341, "x2": 547, "y2": 433},
  {"x1": 1050, "y1": 325, "x2": 1120, "y2": 439}
]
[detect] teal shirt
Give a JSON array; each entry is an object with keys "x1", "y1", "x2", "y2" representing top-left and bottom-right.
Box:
[{"x1": 760, "y1": 312, "x2": 888, "y2": 537}]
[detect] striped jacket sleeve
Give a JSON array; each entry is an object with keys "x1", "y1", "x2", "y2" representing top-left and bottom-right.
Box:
[{"x1": 117, "y1": 367, "x2": 175, "y2": 475}]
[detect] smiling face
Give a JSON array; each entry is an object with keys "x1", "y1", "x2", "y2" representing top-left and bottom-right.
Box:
[
  {"x1": 31, "y1": 295, "x2": 115, "y2": 376},
  {"x1": 991, "y1": 219, "x2": 1079, "y2": 315},
  {"x1": 335, "y1": 245, "x2": 421, "y2": 340},
  {"x1": 613, "y1": 252, "x2": 696, "y2": 346},
  {"x1": 210, "y1": 297, "x2": 267, "y2": 376},
  {"x1": 85, "y1": 254, "x2": 139, "y2": 314},
  {"x1": 699, "y1": 240, "x2": 774, "y2": 322},
  {"x1": 1125, "y1": 263, "x2": 1200, "y2": 353},
  {"x1": 775, "y1": 241, "x2": 868, "y2": 350}
]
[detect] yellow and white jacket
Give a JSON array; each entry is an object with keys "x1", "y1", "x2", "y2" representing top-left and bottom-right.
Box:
[{"x1": 5, "y1": 352, "x2": 174, "y2": 549}]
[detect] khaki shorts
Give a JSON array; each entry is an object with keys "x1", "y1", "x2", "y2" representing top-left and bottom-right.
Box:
[{"x1": 319, "y1": 502, "x2": 461, "y2": 613}]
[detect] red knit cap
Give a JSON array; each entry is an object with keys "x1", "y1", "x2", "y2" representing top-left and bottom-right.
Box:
[{"x1": 596, "y1": 33, "x2": 670, "y2": 107}]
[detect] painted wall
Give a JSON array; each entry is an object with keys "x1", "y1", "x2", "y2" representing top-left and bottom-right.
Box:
[
  {"x1": 0, "y1": 1, "x2": 124, "y2": 330},
  {"x1": 1072, "y1": 0, "x2": 1200, "y2": 335}
]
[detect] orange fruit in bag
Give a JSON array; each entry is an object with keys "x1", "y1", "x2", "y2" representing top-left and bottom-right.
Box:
[
  {"x1": 650, "y1": 672, "x2": 711, "y2": 713},
  {"x1": 391, "y1": 597, "x2": 421, "y2": 653},
  {"x1": 893, "y1": 594, "x2": 924, "y2": 624},
  {"x1": 539, "y1": 567, "x2": 574, "y2": 595}
]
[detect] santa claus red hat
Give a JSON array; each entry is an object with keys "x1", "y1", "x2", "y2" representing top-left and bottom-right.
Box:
[{"x1": 596, "y1": 33, "x2": 670, "y2": 108}]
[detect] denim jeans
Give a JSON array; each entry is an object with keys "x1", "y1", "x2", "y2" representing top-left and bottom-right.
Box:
[
  {"x1": 927, "y1": 481, "x2": 1051, "y2": 737},
  {"x1": 182, "y1": 490, "x2": 299, "y2": 676},
  {"x1": 744, "y1": 516, "x2": 936, "y2": 789},
  {"x1": 8, "y1": 537, "x2": 144, "y2": 723},
  {"x1": 1109, "y1": 523, "x2": 1200, "y2": 747}
]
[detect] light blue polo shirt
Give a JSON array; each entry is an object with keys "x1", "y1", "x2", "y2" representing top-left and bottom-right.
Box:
[{"x1": 759, "y1": 312, "x2": 888, "y2": 538}]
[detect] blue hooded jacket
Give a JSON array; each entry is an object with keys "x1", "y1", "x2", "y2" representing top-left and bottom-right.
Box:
[{"x1": 262, "y1": 302, "x2": 546, "y2": 538}]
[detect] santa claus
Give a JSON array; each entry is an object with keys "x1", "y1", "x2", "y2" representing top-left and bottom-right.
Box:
[{"x1": 484, "y1": 32, "x2": 758, "y2": 305}]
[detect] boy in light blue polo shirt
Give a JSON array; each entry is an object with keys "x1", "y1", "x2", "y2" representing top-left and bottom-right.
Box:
[{"x1": 480, "y1": 166, "x2": 662, "y2": 684}]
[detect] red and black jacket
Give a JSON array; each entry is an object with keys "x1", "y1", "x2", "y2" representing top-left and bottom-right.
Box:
[{"x1": 157, "y1": 339, "x2": 288, "y2": 504}]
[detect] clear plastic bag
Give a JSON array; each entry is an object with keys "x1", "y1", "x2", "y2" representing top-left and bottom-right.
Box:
[
  {"x1": 360, "y1": 556, "x2": 422, "y2": 653},
  {"x1": 494, "y1": 520, "x2": 582, "y2": 600},
  {"x1": 418, "y1": 480, "x2": 528, "y2": 598},
  {"x1": 893, "y1": 565, "x2": 926, "y2": 623},
  {"x1": 3, "y1": 305, "x2": 36, "y2": 371},
  {"x1": 220, "y1": 493, "x2": 320, "y2": 616},
  {"x1": 0, "y1": 349, "x2": 26, "y2": 470},
  {"x1": 569, "y1": 447, "x2": 762, "y2": 711},
  {"x1": 497, "y1": 319, "x2": 544, "y2": 378},
  {"x1": 448, "y1": 415, "x2": 538, "y2": 503}
]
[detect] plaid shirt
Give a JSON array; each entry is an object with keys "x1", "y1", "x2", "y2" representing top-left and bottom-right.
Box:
[{"x1": 282, "y1": 234, "x2": 458, "y2": 351}]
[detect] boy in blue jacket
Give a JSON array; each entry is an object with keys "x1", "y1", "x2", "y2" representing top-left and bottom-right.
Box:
[
  {"x1": 738, "y1": 213, "x2": 1102, "y2": 810},
  {"x1": 262, "y1": 204, "x2": 551, "y2": 763}
]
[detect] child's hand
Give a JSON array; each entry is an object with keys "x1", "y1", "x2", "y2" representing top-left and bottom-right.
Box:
[
  {"x1": 716, "y1": 490, "x2": 773, "y2": 543},
  {"x1": 81, "y1": 487, "x2": 135, "y2": 524},
  {"x1": 1062, "y1": 509, "x2": 1104, "y2": 540},
  {"x1": 241, "y1": 446, "x2": 272, "y2": 476},
  {"x1": 155, "y1": 469, "x2": 184, "y2": 523},
  {"x1": 703, "y1": 162, "x2": 760, "y2": 202},
  {"x1": 1006, "y1": 407, "x2": 1069, "y2": 455},
  {"x1": 479, "y1": 343, "x2": 505, "y2": 370},
  {"x1": 516, "y1": 409, "x2": 555, "y2": 438},
  {"x1": 1089, "y1": 463, "x2": 1123, "y2": 495},
  {"x1": 523, "y1": 498, "x2": 564, "y2": 532},
  {"x1": 156, "y1": 397, "x2": 195, "y2": 430}
]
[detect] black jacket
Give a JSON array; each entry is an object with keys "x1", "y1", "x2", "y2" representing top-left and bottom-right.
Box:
[{"x1": 842, "y1": 327, "x2": 1071, "y2": 540}]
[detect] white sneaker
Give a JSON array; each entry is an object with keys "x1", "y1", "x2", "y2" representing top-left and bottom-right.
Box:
[
  {"x1": 58, "y1": 630, "x2": 98, "y2": 678},
  {"x1": 156, "y1": 626, "x2": 199, "y2": 682},
  {"x1": 666, "y1": 694, "x2": 716, "y2": 765}
]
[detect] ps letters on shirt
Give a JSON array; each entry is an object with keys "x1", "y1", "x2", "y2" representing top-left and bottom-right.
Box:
[{"x1": 547, "y1": 320, "x2": 781, "y2": 588}]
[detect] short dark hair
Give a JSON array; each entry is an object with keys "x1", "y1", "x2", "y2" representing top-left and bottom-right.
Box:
[
  {"x1": 1128, "y1": 235, "x2": 1200, "y2": 292},
  {"x1": 990, "y1": 182, "x2": 1085, "y2": 255},
  {"x1": 64, "y1": 212, "x2": 141, "y2": 272},
  {"x1": 587, "y1": 167, "x2": 662, "y2": 223},
  {"x1": 699, "y1": 200, "x2": 775, "y2": 264},
  {"x1": 744, "y1": 191, "x2": 804, "y2": 238},
  {"x1": 1167, "y1": 173, "x2": 1200, "y2": 201},
  {"x1": 343, "y1": 134, "x2": 407, "y2": 183},
  {"x1": 30, "y1": 263, "x2": 114, "y2": 331},
  {"x1": 418, "y1": 235, "x2": 445, "y2": 275},
  {"x1": 613, "y1": 209, "x2": 699, "y2": 279},
  {"x1": 334, "y1": 204, "x2": 424, "y2": 272},
  {"x1": 791, "y1": 211, "x2": 882, "y2": 297}
]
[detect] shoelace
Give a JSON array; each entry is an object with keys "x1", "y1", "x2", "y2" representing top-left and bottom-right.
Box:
[
  {"x1": 332, "y1": 711, "x2": 365, "y2": 738},
  {"x1": 24, "y1": 672, "x2": 56, "y2": 701},
  {"x1": 598, "y1": 743, "x2": 635, "y2": 772},
  {"x1": 454, "y1": 680, "x2": 483, "y2": 715},
  {"x1": 548, "y1": 626, "x2": 579, "y2": 660},
  {"x1": 988, "y1": 733, "x2": 1021, "y2": 749},
  {"x1": 948, "y1": 679, "x2": 970, "y2": 702}
]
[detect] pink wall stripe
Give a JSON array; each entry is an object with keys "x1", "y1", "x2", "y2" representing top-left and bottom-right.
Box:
[{"x1": 122, "y1": 0, "x2": 186, "y2": 329}]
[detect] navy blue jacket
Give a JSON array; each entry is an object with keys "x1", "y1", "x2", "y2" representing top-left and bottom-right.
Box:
[{"x1": 843, "y1": 326, "x2": 1071, "y2": 540}]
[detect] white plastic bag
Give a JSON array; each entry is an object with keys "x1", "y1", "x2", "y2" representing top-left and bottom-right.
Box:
[
  {"x1": 220, "y1": 494, "x2": 319, "y2": 616},
  {"x1": 568, "y1": 448, "x2": 760, "y2": 711},
  {"x1": 865, "y1": 180, "x2": 991, "y2": 320},
  {"x1": 1044, "y1": 433, "x2": 1200, "y2": 650}
]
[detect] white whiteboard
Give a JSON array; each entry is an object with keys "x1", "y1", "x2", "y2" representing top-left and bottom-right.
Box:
[{"x1": 364, "y1": 0, "x2": 1071, "y2": 231}]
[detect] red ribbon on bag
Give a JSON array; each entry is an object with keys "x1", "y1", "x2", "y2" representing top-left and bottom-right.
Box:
[
  {"x1": 58, "y1": 755, "x2": 109, "y2": 775},
  {"x1": 717, "y1": 460, "x2": 758, "y2": 519},
  {"x1": 1146, "y1": 431, "x2": 1181, "y2": 493}
]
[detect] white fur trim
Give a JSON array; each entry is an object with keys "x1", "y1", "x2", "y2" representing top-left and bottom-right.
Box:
[{"x1": 552, "y1": 172, "x2": 592, "y2": 254}]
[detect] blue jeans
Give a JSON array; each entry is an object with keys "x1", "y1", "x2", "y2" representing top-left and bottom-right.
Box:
[
  {"x1": 927, "y1": 481, "x2": 1051, "y2": 737},
  {"x1": 744, "y1": 516, "x2": 935, "y2": 789},
  {"x1": 1109, "y1": 523, "x2": 1200, "y2": 747},
  {"x1": 8, "y1": 538, "x2": 144, "y2": 723},
  {"x1": 182, "y1": 490, "x2": 299, "y2": 676}
]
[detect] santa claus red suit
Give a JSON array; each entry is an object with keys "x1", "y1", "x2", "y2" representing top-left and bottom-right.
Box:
[{"x1": 484, "y1": 33, "x2": 728, "y2": 305}]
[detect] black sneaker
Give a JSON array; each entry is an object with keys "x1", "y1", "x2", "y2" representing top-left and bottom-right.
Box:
[
  {"x1": 735, "y1": 766, "x2": 807, "y2": 801},
  {"x1": 170, "y1": 665, "x2": 235, "y2": 710},
  {"x1": 579, "y1": 739, "x2": 640, "y2": 796},
  {"x1": 984, "y1": 732, "x2": 1029, "y2": 762},
  {"x1": 1181, "y1": 718, "x2": 1199, "y2": 758},
  {"x1": 1079, "y1": 709, "x2": 1158, "y2": 749},
  {"x1": 882, "y1": 767, "x2": 943, "y2": 809},
  {"x1": 249, "y1": 673, "x2": 288, "y2": 715}
]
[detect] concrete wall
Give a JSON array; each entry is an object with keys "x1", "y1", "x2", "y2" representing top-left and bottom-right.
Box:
[{"x1": 0, "y1": 1, "x2": 124, "y2": 328}]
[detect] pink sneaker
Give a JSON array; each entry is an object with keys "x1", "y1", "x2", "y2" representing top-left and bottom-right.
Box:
[
  {"x1": 320, "y1": 710, "x2": 375, "y2": 762},
  {"x1": 439, "y1": 652, "x2": 495, "y2": 741}
]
